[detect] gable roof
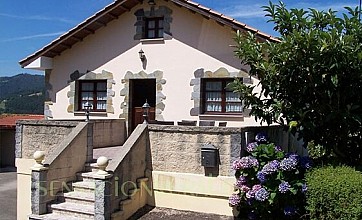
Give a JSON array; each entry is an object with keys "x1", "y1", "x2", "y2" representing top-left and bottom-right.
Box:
[{"x1": 19, "y1": 0, "x2": 279, "y2": 68}]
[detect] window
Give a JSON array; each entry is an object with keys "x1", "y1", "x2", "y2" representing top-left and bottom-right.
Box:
[
  {"x1": 78, "y1": 80, "x2": 107, "y2": 111},
  {"x1": 202, "y1": 78, "x2": 242, "y2": 114},
  {"x1": 145, "y1": 17, "x2": 164, "y2": 39}
]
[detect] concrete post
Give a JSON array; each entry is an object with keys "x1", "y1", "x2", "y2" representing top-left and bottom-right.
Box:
[
  {"x1": 94, "y1": 156, "x2": 113, "y2": 220},
  {"x1": 94, "y1": 177, "x2": 113, "y2": 220},
  {"x1": 31, "y1": 151, "x2": 49, "y2": 215}
]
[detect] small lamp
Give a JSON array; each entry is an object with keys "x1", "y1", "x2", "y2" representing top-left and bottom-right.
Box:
[
  {"x1": 148, "y1": 0, "x2": 156, "y2": 6},
  {"x1": 139, "y1": 49, "x2": 145, "y2": 62},
  {"x1": 142, "y1": 100, "x2": 150, "y2": 124},
  {"x1": 84, "y1": 101, "x2": 93, "y2": 122}
]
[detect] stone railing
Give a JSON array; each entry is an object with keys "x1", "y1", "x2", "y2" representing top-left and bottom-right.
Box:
[
  {"x1": 30, "y1": 122, "x2": 90, "y2": 215},
  {"x1": 91, "y1": 124, "x2": 150, "y2": 219}
]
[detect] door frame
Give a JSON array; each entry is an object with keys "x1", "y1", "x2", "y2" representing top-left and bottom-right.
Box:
[{"x1": 129, "y1": 78, "x2": 156, "y2": 131}]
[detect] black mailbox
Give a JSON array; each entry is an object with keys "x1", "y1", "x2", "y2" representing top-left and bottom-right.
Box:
[{"x1": 201, "y1": 144, "x2": 219, "y2": 167}]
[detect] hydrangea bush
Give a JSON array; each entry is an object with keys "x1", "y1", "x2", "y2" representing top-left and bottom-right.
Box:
[{"x1": 229, "y1": 133, "x2": 311, "y2": 219}]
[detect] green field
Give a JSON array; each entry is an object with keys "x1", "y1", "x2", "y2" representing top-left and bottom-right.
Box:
[{"x1": 0, "y1": 100, "x2": 6, "y2": 111}]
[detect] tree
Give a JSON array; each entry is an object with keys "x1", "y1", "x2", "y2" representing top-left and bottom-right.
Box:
[{"x1": 230, "y1": 1, "x2": 362, "y2": 165}]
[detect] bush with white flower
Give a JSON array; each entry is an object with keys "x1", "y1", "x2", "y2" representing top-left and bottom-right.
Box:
[{"x1": 229, "y1": 132, "x2": 311, "y2": 219}]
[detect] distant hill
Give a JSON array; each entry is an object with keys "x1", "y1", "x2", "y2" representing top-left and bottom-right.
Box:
[{"x1": 0, "y1": 74, "x2": 45, "y2": 114}]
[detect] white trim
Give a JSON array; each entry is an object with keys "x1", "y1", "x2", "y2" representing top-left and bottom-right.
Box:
[{"x1": 23, "y1": 56, "x2": 53, "y2": 70}]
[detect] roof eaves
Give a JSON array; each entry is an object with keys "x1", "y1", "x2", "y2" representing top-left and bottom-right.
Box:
[
  {"x1": 19, "y1": 0, "x2": 279, "y2": 67},
  {"x1": 19, "y1": 0, "x2": 133, "y2": 68}
]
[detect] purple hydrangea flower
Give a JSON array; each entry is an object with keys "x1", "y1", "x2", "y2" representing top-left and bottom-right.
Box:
[
  {"x1": 255, "y1": 132, "x2": 268, "y2": 143},
  {"x1": 274, "y1": 145, "x2": 283, "y2": 152},
  {"x1": 246, "y1": 142, "x2": 258, "y2": 153},
  {"x1": 256, "y1": 171, "x2": 267, "y2": 183},
  {"x1": 232, "y1": 156, "x2": 259, "y2": 170},
  {"x1": 278, "y1": 181, "x2": 291, "y2": 193},
  {"x1": 246, "y1": 185, "x2": 262, "y2": 199},
  {"x1": 228, "y1": 194, "x2": 241, "y2": 206},
  {"x1": 240, "y1": 185, "x2": 250, "y2": 192},
  {"x1": 235, "y1": 176, "x2": 247, "y2": 188},
  {"x1": 287, "y1": 153, "x2": 300, "y2": 161},
  {"x1": 252, "y1": 184, "x2": 262, "y2": 191},
  {"x1": 255, "y1": 187, "x2": 269, "y2": 201},
  {"x1": 246, "y1": 190, "x2": 254, "y2": 199},
  {"x1": 284, "y1": 206, "x2": 297, "y2": 216},
  {"x1": 280, "y1": 157, "x2": 298, "y2": 171},
  {"x1": 261, "y1": 160, "x2": 280, "y2": 174},
  {"x1": 302, "y1": 183, "x2": 308, "y2": 193}
]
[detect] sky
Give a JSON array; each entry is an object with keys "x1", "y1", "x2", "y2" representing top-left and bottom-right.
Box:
[{"x1": 0, "y1": 0, "x2": 359, "y2": 77}]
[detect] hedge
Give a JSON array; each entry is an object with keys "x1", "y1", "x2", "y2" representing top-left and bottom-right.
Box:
[{"x1": 305, "y1": 165, "x2": 362, "y2": 220}]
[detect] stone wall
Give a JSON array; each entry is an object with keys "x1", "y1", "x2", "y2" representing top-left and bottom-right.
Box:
[
  {"x1": 147, "y1": 124, "x2": 301, "y2": 177},
  {"x1": 148, "y1": 125, "x2": 243, "y2": 177},
  {"x1": 92, "y1": 119, "x2": 127, "y2": 148},
  {"x1": 16, "y1": 119, "x2": 127, "y2": 159},
  {"x1": 16, "y1": 120, "x2": 80, "y2": 159}
]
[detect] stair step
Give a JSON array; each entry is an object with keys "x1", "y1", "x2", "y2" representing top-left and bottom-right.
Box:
[
  {"x1": 51, "y1": 202, "x2": 94, "y2": 219},
  {"x1": 111, "y1": 210, "x2": 125, "y2": 219},
  {"x1": 121, "y1": 198, "x2": 132, "y2": 206},
  {"x1": 76, "y1": 172, "x2": 98, "y2": 182},
  {"x1": 72, "y1": 181, "x2": 95, "y2": 193},
  {"x1": 29, "y1": 213, "x2": 87, "y2": 220},
  {"x1": 64, "y1": 191, "x2": 95, "y2": 205}
]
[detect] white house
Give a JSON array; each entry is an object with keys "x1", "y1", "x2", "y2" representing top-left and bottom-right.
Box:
[
  {"x1": 20, "y1": 0, "x2": 277, "y2": 131},
  {"x1": 17, "y1": 1, "x2": 292, "y2": 220}
]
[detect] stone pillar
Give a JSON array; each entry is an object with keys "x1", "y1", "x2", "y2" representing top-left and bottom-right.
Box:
[
  {"x1": 94, "y1": 156, "x2": 113, "y2": 220},
  {"x1": 31, "y1": 170, "x2": 48, "y2": 215},
  {"x1": 31, "y1": 151, "x2": 49, "y2": 215},
  {"x1": 15, "y1": 123, "x2": 23, "y2": 158},
  {"x1": 94, "y1": 177, "x2": 113, "y2": 220}
]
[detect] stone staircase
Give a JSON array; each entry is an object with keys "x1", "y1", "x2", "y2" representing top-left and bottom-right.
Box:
[
  {"x1": 29, "y1": 145, "x2": 150, "y2": 220},
  {"x1": 30, "y1": 172, "x2": 149, "y2": 220},
  {"x1": 29, "y1": 172, "x2": 96, "y2": 220}
]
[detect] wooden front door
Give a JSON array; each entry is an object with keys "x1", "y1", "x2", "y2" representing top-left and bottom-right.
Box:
[{"x1": 129, "y1": 79, "x2": 156, "y2": 131}]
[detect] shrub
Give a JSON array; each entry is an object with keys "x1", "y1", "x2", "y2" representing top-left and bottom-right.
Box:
[
  {"x1": 230, "y1": 2, "x2": 362, "y2": 165},
  {"x1": 305, "y1": 166, "x2": 362, "y2": 220},
  {"x1": 229, "y1": 133, "x2": 311, "y2": 219}
]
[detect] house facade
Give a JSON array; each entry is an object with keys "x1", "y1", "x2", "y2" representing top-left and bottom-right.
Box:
[
  {"x1": 20, "y1": 0, "x2": 277, "y2": 131},
  {"x1": 17, "y1": 1, "x2": 292, "y2": 219}
]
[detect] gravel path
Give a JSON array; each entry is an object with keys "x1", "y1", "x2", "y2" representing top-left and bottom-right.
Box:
[{"x1": 129, "y1": 205, "x2": 235, "y2": 220}]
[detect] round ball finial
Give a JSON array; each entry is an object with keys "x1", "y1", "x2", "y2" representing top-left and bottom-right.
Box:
[
  {"x1": 96, "y1": 156, "x2": 109, "y2": 175},
  {"x1": 33, "y1": 151, "x2": 45, "y2": 169},
  {"x1": 33, "y1": 151, "x2": 45, "y2": 163}
]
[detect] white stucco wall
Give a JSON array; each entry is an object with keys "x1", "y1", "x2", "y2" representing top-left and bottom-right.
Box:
[{"x1": 46, "y1": 1, "x2": 261, "y2": 127}]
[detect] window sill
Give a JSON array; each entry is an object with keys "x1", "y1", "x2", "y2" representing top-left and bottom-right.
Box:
[
  {"x1": 199, "y1": 114, "x2": 244, "y2": 121},
  {"x1": 74, "y1": 111, "x2": 107, "y2": 116},
  {"x1": 140, "y1": 38, "x2": 165, "y2": 44}
]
